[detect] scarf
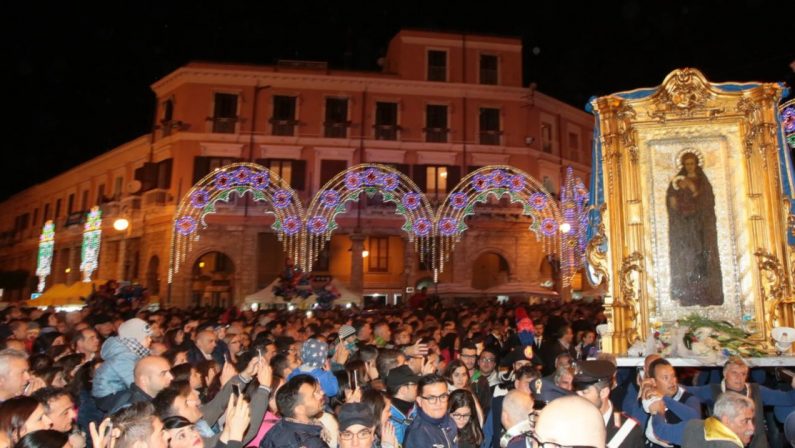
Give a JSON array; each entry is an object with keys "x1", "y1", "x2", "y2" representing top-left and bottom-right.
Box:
[{"x1": 119, "y1": 337, "x2": 150, "y2": 359}]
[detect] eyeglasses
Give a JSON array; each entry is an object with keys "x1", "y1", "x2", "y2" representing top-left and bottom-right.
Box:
[
  {"x1": 479, "y1": 357, "x2": 496, "y2": 364},
  {"x1": 450, "y1": 412, "x2": 472, "y2": 421},
  {"x1": 339, "y1": 428, "x2": 373, "y2": 440},
  {"x1": 528, "y1": 431, "x2": 599, "y2": 448},
  {"x1": 420, "y1": 393, "x2": 449, "y2": 404}
]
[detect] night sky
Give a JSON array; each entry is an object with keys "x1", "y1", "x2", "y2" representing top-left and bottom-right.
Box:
[{"x1": 3, "y1": 1, "x2": 793, "y2": 201}]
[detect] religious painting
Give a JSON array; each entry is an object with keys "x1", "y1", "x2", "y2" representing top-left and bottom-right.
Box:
[
  {"x1": 665, "y1": 150, "x2": 723, "y2": 306},
  {"x1": 587, "y1": 68, "x2": 795, "y2": 353}
]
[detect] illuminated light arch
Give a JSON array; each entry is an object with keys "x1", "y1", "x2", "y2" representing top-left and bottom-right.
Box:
[
  {"x1": 302, "y1": 163, "x2": 435, "y2": 273},
  {"x1": 434, "y1": 165, "x2": 563, "y2": 281},
  {"x1": 169, "y1": 162, "x2": 303, "y2": 280}
]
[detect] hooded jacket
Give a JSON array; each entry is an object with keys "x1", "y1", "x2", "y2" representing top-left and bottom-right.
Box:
[
  {"x1": 404, "y1": 406, "x2": 459, "y2": 448},
  {"x1": 92, "y1": 336, "x2": 148, "y2": 398}
]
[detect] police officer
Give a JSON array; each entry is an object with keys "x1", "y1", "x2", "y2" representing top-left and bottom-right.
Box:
[{"x1": 574, "y1": 360, "x2": 644, "y2": 448}]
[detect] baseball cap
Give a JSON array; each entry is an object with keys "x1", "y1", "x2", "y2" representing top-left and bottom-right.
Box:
[
  {"x1": 386, "y1": 365, "x2": 420, "y2": 390},
  {"x1": 338, "y1": 403, "x2": 376, "y2": 431}
]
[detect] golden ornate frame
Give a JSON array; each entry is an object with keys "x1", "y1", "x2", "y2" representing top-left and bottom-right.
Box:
[{"x1": 589, "y1": 68, "x2": 793, "y2": 354}]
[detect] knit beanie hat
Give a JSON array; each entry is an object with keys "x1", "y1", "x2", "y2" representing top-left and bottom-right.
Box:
[
  {"x1": 338, "y1": 325, "x2": 356, "y2": 341},
  {"x1": 301, "y1": 338, "x2": 328, "y2": 369},
  {"x1": 118, "y1": 318, "x2": 152, "y2": 344}
]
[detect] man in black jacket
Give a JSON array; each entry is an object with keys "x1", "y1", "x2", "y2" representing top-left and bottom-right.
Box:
[
  {"x1": 111, "y1": 356, "x2": 174, "y2": 413},
  {"x1": 573, "y1": 360, "x2": 643, "y2": 448},
  {"x1": 260, "y1": 374, "x2": 329, "y2": 448}
]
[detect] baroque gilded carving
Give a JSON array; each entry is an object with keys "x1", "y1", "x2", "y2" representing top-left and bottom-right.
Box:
[
  {"x1": 585, "y1": 204, "x2": 609, "y2": 288},
  {"x1": 648, "y1": 68, "x2": 724, "y2": 122},
  {"x1": 755, "y1": 250, "x2": 788, "y2": 329},
  {"x1": 618, "y1": 252, "x2": 644, "y2": 345}
]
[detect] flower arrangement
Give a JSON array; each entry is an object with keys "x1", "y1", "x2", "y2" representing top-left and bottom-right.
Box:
[
  {"x1": 677, "y1": 314, "x2": 768, "y2": 358},
  {"x1": 628, "y1": 314, "x2": 769, "y2": 360}
]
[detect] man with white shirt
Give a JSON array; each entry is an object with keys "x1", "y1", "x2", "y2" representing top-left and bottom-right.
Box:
[{"x1": 574, "y1": 360, "x2": 644, "y2": 448}]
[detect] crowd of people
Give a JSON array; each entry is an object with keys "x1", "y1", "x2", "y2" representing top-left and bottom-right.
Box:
[{"x1": 0, "y1": 292, "x2": 795, "y2": 448}]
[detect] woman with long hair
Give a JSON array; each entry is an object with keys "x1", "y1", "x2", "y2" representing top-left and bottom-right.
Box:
[
  {"x1": 0, "y1": 397, "x2": 52, "y2": 444},
  {"x1": 443, "y1": 359, "x2": 470, "y2": 392},
  {"x1": 447, "y1": 389, "x2": 483, "y2": 448}
]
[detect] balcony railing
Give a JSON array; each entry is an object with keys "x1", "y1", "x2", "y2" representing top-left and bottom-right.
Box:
[
  {"x1": 270, "y1": 118, "x2": 297, "y2": 136},
  {"x1": 424, "y1": 127, "x2": 449, "y2": 143},
  {"x1": 479, "y1": 130, "x2": 501, "y2": 145},
  {"x1": 374, "y1": 124, "x2": 399, "y2": 141},
  {"x1": 210, "y1": 117, "x2": 237, "y2": 134},
  {"x1": 324, "y1": 121, "x2": 350, "y2": 138}
]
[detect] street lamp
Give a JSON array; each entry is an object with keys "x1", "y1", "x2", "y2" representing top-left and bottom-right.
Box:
[{"x1": 113, "y1": 218, "x2": 130, "y2": 231}]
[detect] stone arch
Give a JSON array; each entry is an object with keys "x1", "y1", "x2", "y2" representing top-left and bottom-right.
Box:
[
  {"x1": 434, "y1": 165, "x2": 562, "y2": 277},
  {"x1": 471, "y1": 251, "x2": 511, "y2": 290},
  {"x1": 169, "y1": 162, "x2": 302, "y2": 281},
  {"x1": 189, "y1": 250, "x2": 236, "y2": 307},
  {"x1": 302, "y1": 163, "x2": 435, "y2": 272}
]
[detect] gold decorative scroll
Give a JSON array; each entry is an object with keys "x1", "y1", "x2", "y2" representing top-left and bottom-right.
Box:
[{"x1": 591, "y1": 68, "x2": 789, "y2": 353}]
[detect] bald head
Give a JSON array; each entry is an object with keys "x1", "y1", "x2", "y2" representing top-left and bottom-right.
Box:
[
  {"x1": 535, "y1": 395, "x2": 605, "y2": 448},
  {"x1": 134, "y1": 356, "x2": 173, "y2": 397},
  {"x1": 195, "y1": 330, "x2": 217, "y2": 355},
  {"x1": 501, "y1": 390, "x2": 534, "y2": 430}
]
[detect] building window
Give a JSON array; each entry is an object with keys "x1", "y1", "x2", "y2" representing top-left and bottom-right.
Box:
[
  {"x1": 271, "y1": 96, "x2": 297, "y2": 136},
  {"x1": 114, "y1": 176, "x2": 123, "y2": 200},
  {"x1": 257, "y1": 159, "x2": 307, "y2": 191},
  {"x1": 374, "y1": 102, "x2": 399, "y2": 140},
  {"x1": 32, "y1": 208, "x2": 38, "y2": 227},
  {"x1": 67, "y1": 194, "x2": 75, "y2": 214},
  {"x1": 427, "y1": 50, "x2": 447, "y2": 82},
  {"x1": 81, "y1": 190, "x2": 89, "y2": 211},
  {"x1": 324, "y1": 98, "x2": 349, "y2": 138},
  {"x1": 193, "y1": 157, "x2": 241, "y2": 184},
  {"x1": 479, "y1": 108, "x2": 501, "y2": 145},
  {"x1": 568, "y1": 132, "x2": 580, "y2": 162},
  {"x1": 320, "y1": 160, "x2": 348, "y2": 186},
  {"x1": 425, "y1": 105, "x2": 448, "y2": 143},
  {"x1": 312, "y1": 246, "x2": 330, "y2": 272},
  {"x1": 541, "y1": 122, "x2": 553, "y2": 153},
  {"x1": 161, "y1": 99, "x2": 175, "y2": 137},
  {"x1": 55, "y1": 199, "x2": 62, "y2": 219},
  {"x1": 212, "y1": 93, "x2": 238, "y2": 133},
  {"x1": 43, "y1": 203, "x2": 50, "y2": 222},
  {"x1": 156, "y1": 159, "x2": 173, "y2": 189},
  {"x1": 426, "y1": 166, "x2": 448, "y2": 199},
  {"x1": 97, "y1": 184, "x2": 105, "y2": 205},
  {"x1": 368, "y1": 236, "x2": 389, "y2": 272},
  {"x1": 480, "y1": 55, "x2": 498, "y2": 85}
]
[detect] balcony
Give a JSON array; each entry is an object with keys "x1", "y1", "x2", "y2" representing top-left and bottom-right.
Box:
[
  {"x1": 374, "y1": 124, "x2": 399, "y2": 141},
  {"x1": 424, "y1": 127, "x2": 449, "y2": 143},
  {"x1": 143, "y1": 189, "x2": 172, "y2": 207},
  {"x1": 210, "y1": 117, "x2": 237, "y2": 134},
  {"x1": 324, "y1": 121, "x2": 350, "y2": 139},
  {"x1": 270, "y1": 118, "x2": 297, "y2": 136},
  {"x1": 479, "y1": 130, "x2": 501, "y2": 146}
]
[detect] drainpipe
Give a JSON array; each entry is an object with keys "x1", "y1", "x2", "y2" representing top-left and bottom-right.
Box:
[{"x1": 461, "y1": 33, "x2": 468, "y2": 175}]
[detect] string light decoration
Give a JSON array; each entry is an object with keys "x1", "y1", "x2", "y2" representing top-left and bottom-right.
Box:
[
  {"x1": 34, "y1": 220, "x2": 55, "y2": 293},
  {"x1": 303, "y1": 163, "x2": 435, "y2": 273},
  {"x1": 168, "y1": 162, "x2": 567, "y2": 291},
  {"x1": 80, "y1": 207, "x2": 102, "y2": 282},
  {"x1": 434, "y1": 165, "x2": 562, "y2": 282},
  {"x1": 559, "y1": 166, "x2": 590, "y2": 287},
  {"x1": 169, "y1": 163, "x2": 303, "y2": 284}
]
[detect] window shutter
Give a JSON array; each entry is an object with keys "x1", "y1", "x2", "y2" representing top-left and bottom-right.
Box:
[
  {"x1": 291, "y1": 160, "x2": 306, "y2": 190},
  {"x1": 447, "y1": 166, "x2": 461, "y2": 188},
  {"x1": 193, "y1": 157, "x2": 210, "y2": 184},
  {"x1": 413, "y1": 165, "x2": 427, "y2": 191}
]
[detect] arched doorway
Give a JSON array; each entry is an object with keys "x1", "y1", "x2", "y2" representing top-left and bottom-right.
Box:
[
  {"x1": 192, "y1": 252, "x2": 235, "y2": 307},
  {"x1": 146, "y1": 256, "x2": 160, "y2": 295},
  {"x1": 471, "y1": 252, "x2": 510, "y2": 290}
]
